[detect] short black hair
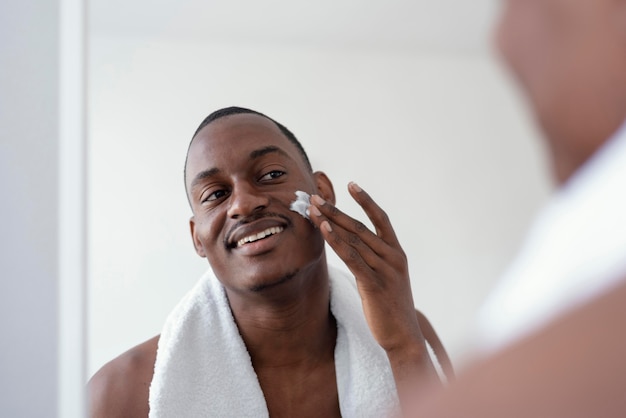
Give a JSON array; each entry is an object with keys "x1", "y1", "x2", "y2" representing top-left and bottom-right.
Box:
[{"x1": 184, "y1": 106, "x2": 312, "y2": 199}]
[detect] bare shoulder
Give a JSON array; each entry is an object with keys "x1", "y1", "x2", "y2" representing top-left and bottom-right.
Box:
[
  {"x1": 88, "y1": 335, "x2": 160, "y2": 418},
  {"x1": 415, "y1": 309, "x2": 455, "y2": 380}
]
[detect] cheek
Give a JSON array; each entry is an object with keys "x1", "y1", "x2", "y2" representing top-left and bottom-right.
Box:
[
  {"x1": 496, "y1": 3, "x2": 536, "y2": 79},
  {"x1": 496, "y1": 2, "x2": 560, "y2": 110},
  {"x1": 202, "y1": 217, "x2": 229, "y2": 272},
  {"x1": 494, "y1": 2, "x2": 515, "y2": 59},
  {"x1": 275, "y1": 179, "x2": 317, "y2": 207},
  {"x1": 196, "y1": 212, "x2": 227, "y2": 249}
]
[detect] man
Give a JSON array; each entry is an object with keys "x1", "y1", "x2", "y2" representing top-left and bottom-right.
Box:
[
  {"x1": 88, "y1": 107, "x2": 452, "y2": 417},
  {"x1": 408, "y1": 0, "x2": 626, "y2": 415}
]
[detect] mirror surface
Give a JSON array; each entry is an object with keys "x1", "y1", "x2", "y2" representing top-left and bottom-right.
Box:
[{"x1": 88, "y1": 0, "x2": 552, "y2": 376}]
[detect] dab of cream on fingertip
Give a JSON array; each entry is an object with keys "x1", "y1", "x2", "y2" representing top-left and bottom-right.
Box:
[{"x1": 289, "y1": 190, "x2": 311, "y2": 220}]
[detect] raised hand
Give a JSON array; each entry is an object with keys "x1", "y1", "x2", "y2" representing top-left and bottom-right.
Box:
[{"x1": 308, "y1": 182, "x2": 442, "y2": 403}]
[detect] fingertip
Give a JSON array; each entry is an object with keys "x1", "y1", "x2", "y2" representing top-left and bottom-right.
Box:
[
  {"x1": 348, "y1": 181, "x2": 362, "y2": 193},
  {"x1": 311, "y1": 194, "x2": 326, "y2": 206},
  {"x1": 321, "y1": 220, "x2": 333, "y2": 232},
  {"x1": 308, "y1": 204, "x2": 322, "y2": 217}
]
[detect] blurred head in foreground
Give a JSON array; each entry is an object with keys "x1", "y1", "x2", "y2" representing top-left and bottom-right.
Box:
[{"x1": 495, "y1": 0, "x2": 626, "y2": 183}]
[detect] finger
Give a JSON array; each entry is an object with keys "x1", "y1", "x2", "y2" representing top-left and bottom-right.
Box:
[
  {"x1": 309, "y1": 194, "x2": 386, "y2": 253},
  {"x1": 347, "y1": 182, "x2": 401, "y2": 248},
  {"x1": 318, "y1": 219, "x2": 381, "y2": 280},
  {"x1": 311, "y1": 204, "x2": 393, "y2": 275}
]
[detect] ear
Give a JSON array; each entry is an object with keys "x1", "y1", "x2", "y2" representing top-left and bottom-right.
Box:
[
  {"x1": 189, "y1": 216, "x2": 207, "y2": 258},
  {"x1": 313, "y1": 171, "x2": 336, "y2": 205}
]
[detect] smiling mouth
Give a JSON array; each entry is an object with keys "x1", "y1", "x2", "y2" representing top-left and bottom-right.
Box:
[{"x1": 236, "y1": 226, "x2": 284, "y2": 248}]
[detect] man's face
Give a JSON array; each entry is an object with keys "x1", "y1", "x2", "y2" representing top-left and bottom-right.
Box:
[
  {"x1": 186, "y1": 113, "x2": 328, "y2": 293},
  {"x1": 495, "y1": 0, "x2": 624, "y2": 181}
]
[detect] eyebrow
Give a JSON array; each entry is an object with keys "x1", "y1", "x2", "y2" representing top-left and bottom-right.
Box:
[
  {"x1": 249, "y1": 145, "x2": 289, "y2": 160},
  {"x1": 190, "y1": 167, "x2": 220, "y2": 191},
  {"x1": 190, "y1": 146, "x2": 291, "y2": 191}
]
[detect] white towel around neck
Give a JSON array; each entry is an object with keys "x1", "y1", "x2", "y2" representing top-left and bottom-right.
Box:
[{"x1": 149, "y1": 266, "x2": 399, "y2": 417}]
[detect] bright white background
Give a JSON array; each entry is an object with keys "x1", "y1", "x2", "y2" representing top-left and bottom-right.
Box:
[{"x1": 88, "y1": 1, "x2": 553, "y2": 376}]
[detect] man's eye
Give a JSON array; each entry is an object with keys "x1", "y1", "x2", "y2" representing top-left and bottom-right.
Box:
[
  {"x1": 260, "y1": 170, "x2": 285, "y2": 181},
  {"x1": 203, "y1": 189, "x2": 229, "y2": 203}
]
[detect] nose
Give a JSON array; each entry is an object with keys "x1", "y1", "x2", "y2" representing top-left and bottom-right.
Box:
[{"x1": 226, "y1": 182, "x2": 270, "y2": 219}]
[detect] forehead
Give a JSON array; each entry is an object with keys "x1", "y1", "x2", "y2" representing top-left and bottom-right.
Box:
[{"x1": 186, "y1": 113, "x2": 302, "y2": 178}]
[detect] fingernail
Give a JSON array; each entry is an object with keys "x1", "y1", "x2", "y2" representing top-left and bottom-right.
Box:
[
  {"x1": 322, "y1": 221, "x2": 332, "y2": 232},
  {"x1": 311, "y1": 194, "x2": 326, "y2": 206},
  {"x1": 349, "y1": 182, "x2": 362, "y2": 192},
  {"x1": 309, "y1": 205, "x2": 322, "y2": 217}
]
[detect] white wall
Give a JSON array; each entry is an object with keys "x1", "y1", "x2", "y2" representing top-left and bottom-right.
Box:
[{"x1": 88, "y1": 35, "x2": 552, "y2": 375}]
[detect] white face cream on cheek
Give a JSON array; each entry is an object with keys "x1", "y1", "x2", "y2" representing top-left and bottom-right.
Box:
[{"x1": 289, "y1": 190, "x2": 311, "y2": 220}]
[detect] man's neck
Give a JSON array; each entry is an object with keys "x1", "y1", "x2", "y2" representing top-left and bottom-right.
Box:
[{"x1": 224, "y1": 261, "x2": 337, "y2": 370}]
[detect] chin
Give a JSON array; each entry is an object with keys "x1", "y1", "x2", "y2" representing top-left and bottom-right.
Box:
[
  {"x1": 248, "y1": 270, "x2": 298, "y2": 292},
  {"x1": 215, "y1": 243, "x2": 327, "y2": 294},
  {"x1": 218, "y1": 261, "x2": 300, "y2": 293}
]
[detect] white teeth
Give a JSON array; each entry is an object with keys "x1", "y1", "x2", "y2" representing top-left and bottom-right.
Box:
[{"x1": 237, "y1": 226, "x2": 284, "y2": 247}]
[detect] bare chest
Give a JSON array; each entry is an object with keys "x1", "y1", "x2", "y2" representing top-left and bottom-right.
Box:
[{"x1": 256, "y1": 362, "x2": 341, "y2": 418}]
